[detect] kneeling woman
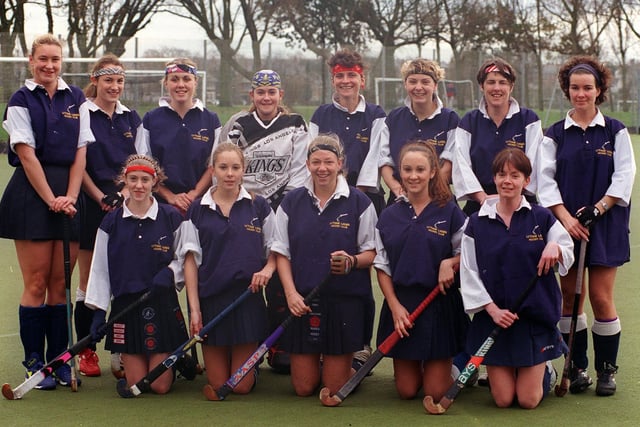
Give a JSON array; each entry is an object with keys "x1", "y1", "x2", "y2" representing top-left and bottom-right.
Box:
[
  {"x1": 182, "y1": 142, "x2": 275, "y2": 398},
  {"x1": 271, "y1": 134, "x2": 377, "y2": 396},
  {"x1": 85, "y1": 154, "x2": 189, "y2": 394},
  {"x1": 460, "y1": 148, "x2": 573, "y2": 408},
  {"x1": 374, "y1": 142, "x2": 467, "y2": 402}
]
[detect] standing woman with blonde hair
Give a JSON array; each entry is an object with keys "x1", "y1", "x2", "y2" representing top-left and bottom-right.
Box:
[
  {"x1": 136, "y1": 58, "x2": 221, "y2": 215},
  {"x1": 378, "y1": 59, "x2": 459, "y2": 204},
  {"x1": 0, "y1": 34, "x2": 93, "y2": 389},
  {"x1": 538, "y1": 55, "x2": 636, "y2": 396}
]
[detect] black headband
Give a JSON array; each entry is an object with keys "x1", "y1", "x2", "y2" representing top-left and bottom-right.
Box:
[{"x1": 308, "y1": 143, "x2": 341, "y2": 158}]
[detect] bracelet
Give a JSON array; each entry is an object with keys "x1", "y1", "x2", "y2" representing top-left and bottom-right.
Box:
[
  {"x1": 351, "y1": 255, "x2": 358, "y2": 269},
  {"x1": 599, "y1": 201, "x2": 609, "y2": 211}
]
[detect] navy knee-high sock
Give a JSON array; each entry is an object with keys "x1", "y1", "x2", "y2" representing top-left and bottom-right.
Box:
[
  {"x1": 19, "y1": 305, "x2": 48, "y2": 362},
  {"x1": 45, "y1": 304, "x2": 69, "y2": 363},
  {"x1": 592, "y1": 318, "x2": 621, "y2": 371},
  {"x1": 562, "y1": 329, "x2": 589, "y2": 370},
  {"x1": 74, "y1": 301, "x2": 95, "y2": 351}
]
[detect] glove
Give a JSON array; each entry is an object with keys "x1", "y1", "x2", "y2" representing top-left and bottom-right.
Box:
[
  {"x1": 330, "y1": 255, "x2": 353, "y2": 275},
  {"x1": 90, "y1": 309, "x2": 107, "y2": 343},
  {"x1": 152, "y1": 267, "x2": 175, "y2": 289},
  {"x1": 102, "y1": 192, "x2": 124, "y2": 208},
  {"x1": 575, "y1": 205, "x2": 600, "y2": 227}
]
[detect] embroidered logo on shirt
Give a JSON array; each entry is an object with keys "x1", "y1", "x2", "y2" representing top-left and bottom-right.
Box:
[
  {"x1": 245, "y1": 150, "x2": 290, "y2": 185},
  {"x1": 62, "y1": 104, "x2": 80, "y2": 120},
  {"x1": 244, "y1": 217, "x2": 263, "y2": 233},
  {"x1": 123, "y1": 130, "x2": 134, "y2": 139},
  {"x1": 426, "y1": 220, "x2": 448, "y2": 236},
  {"x1": 330, "y1": 213, "x2": 351, "y2": 230},
  {"x1": 505, "y1": 133, "x2": 525, "y2": 149},
  {"x1": 526, "y1": 225, "x2": 544, "y2": 242},
  {"x1": 426, "y1": 131, "x2": 447, "y2": 148},
  {"x1": 151, "y1": 236, "x2": 171, "y2": 253},
  {"x1": 355, "y1": 129, "x2": 370, "y2": 144},
  {"x1": 595, "y1": 140, "x2": 613, "y2": 157},
  {"x1": 192, "y1": 128, "x2": 210, "y2": 143}
]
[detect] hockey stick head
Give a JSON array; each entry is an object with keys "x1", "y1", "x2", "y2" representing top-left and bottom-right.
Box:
[
  {"x1": 554, "y1": 378, "x2": 569, "y2": 397},
  {"x1": 423, "y1": 395, "x2": 448, "y2": 414},
  {"x1": 203, "y1": 383, "x2": 227, "y2": 401},
  {"x1": 2, "y1": 383, "x2": 16, "y2": 400},
  {"x1": 319, "y1": 387, "x2": 343, "y2": 407},
  {"x1": 116, "y1": 378, "x2": 136, "y2": 398}
]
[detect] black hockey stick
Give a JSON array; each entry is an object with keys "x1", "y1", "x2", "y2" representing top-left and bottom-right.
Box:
[
  {"x1": 424, "y1": 274, "x2": 539, "y2": 414},
  {"x1": 204, "y1": 274, "x2": 331, "y2": 401},
  {"x1": 117, "y1": 287, "x2": 253, "y2": 398},
  {"x1": 2, "y1": 290, "x2": 152, "y2": 400},
  {"x1": 62, "y1": 215, "x2": 79, "y2": 391},
  {"x1": 555, "y1": 239, "x2": 587, "y2": 397},
  {"x1": 320, "y1": 286, "x2": 441, "y2": 406}
]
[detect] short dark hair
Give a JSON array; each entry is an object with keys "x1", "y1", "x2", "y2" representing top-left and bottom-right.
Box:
[
  {"x1": 477, "y1": 57, "x2": 516, "y2": 85},
  {"x1": 491, "y1": 148, "x2": 531, "y2": 178}
]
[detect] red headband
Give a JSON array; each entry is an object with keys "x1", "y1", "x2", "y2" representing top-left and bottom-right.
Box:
[
  {"x1": 125, "y1": 164, "x2": 156, "y2": 177},
  {"x1": 332, "y1": 64, "x2": 363, "y2": 75}
]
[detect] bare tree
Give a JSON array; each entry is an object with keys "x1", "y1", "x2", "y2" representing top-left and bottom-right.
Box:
[
  {"x1": 494, "y1": 0, "x2": 555, "y2": 109},
  {"x1": 170, "y1": 0, "x2": 277, "y2": 106},
  {"x1": 266, "y1": 0, "x2": 369, "y2": 103},
  {"x1": 354, "y1": 0, "x2": 434, "y2": 109},
  {"x1": 66, "y1": 0, "x2": 162, "y2": 58},
  {"x1": 543, "y1": 0, "x2": 615, "y2": 55},
  {"x1": 609, "y1": 0, "x2": 636, "y2": 112},
  {"x1": 432, "y1": 0, "x2": 494, "y2": 78},
  {"x1": 0, "y1": 0, "x2": 28, "y2": 99}
]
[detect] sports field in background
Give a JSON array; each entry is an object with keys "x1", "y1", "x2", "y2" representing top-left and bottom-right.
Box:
[{"x1": 0, "y1": 137, "x2": 639, "y2": 426}]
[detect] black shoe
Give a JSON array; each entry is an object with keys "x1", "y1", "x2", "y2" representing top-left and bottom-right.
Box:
[
  {"x1": 267, "y1": 346, "x2": 290, "y2": 375},
  {"x1": 596, "y1": 363, "x2": 617, "y2": 396},
  {"x1": 569, "y1": 365, "x2": 593, "y2": 394},
  {"x1": 175, "y1": 354, "x2": 198, "y2": 380}
]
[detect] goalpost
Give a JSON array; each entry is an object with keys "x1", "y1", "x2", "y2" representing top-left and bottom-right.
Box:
[
  {"x1": 0, "y1": 57, "x2": 208, "y2": 105},
  {"x1": 374, "y1": 77, "x2": 476, "y2": 112}
]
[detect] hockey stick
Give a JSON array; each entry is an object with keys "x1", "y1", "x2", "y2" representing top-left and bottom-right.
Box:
[
  {"x1": 320, "y1": 286, "x2": 441, "y2": 406},
  {"x1": 204, "y1": 274, "x2": 331, "y2": 401},
  {"x1": 62, "y1": 215, "x2": 79, "y2": 392},
  {"x1": 424, "y1": 274, "x2": 540, "y2": 414},
  {"x1": 555, "y1": 238, "x2": 587, "y2": 397},
  {"x1": 116, "y1": 287, "x2": 253, "y2": 398},
  {"x1": 2, "y1": 290, "x2": 152, "y2": 400}
]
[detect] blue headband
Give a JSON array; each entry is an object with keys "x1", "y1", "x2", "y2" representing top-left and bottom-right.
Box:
[
  {"x1": 252, "y1": 69, "x2": 281, "y2": 89},
  {"x1": 569, "y1": 63, "x2": 601, "y2": 86}
]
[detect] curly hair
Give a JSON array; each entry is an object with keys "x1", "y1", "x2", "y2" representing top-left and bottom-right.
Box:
[
  {"x1": 557, "y1": 55, "x2": 611, "y2": 105},
  {"x1": 327, "y1": 49, "x2": 365, "y2": 70},
  {"x1": 116, "y1": 154, "x2": 167, "y2": 190},
  {"x1": 476, "y1": 57, "x2": 516, "y2": 85},
  {"x1": 398, "y1": 141, "x2": 452, "y2": 207},
  {"x1": 400, "y1": 59, "x2": 445, "y2": 82}
]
